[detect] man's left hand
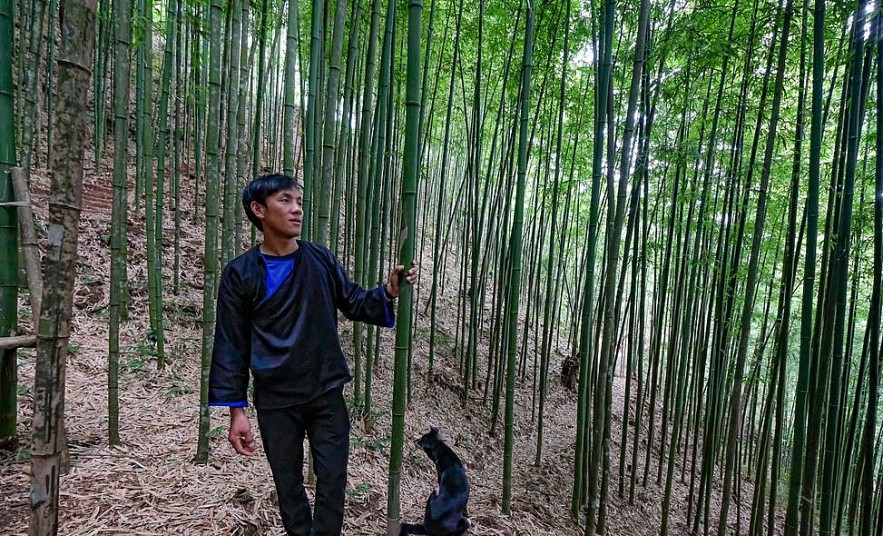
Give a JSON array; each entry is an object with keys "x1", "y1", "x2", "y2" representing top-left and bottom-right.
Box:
[{"x1": 386, "y1": 263, "x2": 418, "y2": 299}]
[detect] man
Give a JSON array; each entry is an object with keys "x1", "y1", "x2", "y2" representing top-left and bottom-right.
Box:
[{"x1": 209, "y1": 173, "x2": 417, "y2": 536}]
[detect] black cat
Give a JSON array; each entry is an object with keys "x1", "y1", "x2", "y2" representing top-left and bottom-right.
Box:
[{"x1": 400, "y1": 427, "x2": 471, "y2": 536}]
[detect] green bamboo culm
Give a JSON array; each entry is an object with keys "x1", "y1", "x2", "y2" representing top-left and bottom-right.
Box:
[
  {"x1": 171, "y1": 0, "x2": 183, "y2": 294},
  {"x1": 859, "y1": 9, "x2": 883, "y2": 530},
  {"x1": 18, "y1": 0, "x2": 44, "y2": 178},
  {"x1": 195, "y1": 0, "x2": 223, "y2": 465},
  {"x1": 302, "y1": 0, "x2": 324, "y2": 240},
  {"x1": 352, "y1": 0, "x2": 382, "y2": 408},
  {"x1": 44, "y1": 0, "x2": 58, "y2": 165},
  {"x1": 386, "y1": 0, "x2": 421, "y2": 532},
  {"x1": 572, "y1": 0, "x2": 611, "y2": 515},
  {"x1": 192, "y1": 13, "x2": 206, "y2": 224},
  {"x1": 502, "y1": 0, "x2": 534, "y2": 515},
  {"x1": 93, "y1": 0, "x2": 110, "y2": 165},
  {"x1": 115, "y1": 0, "x2": 128, "y2": 318},
  {"x1": 364, "y1": 0, "x2": 397, "y2": 420},
  {"x1": 282, "y1": 0, "x2": 299, "y2": 176},
  {"x1": 428, "y1": 0, "x2": 464, "y2": 375},
  {"x1": 536, "y1": 0, "x2": 573, "y2": 465},
  {"x1": 315, "y1": 0, "x2": 348, "y2": 246},
  {"x1": 133, "y1": 0, "x2": 146, "y2": 210},
  {"x1": 221, "y1": 0, "x2": 242, "y2": 266},
  {"x1": 233, "y1": 0, "x2": 249, "y2": 251},
  {"x1": 246, "y1": 0, "x2": 268, "y2": 248},
  {"x1": 816, "y1": 7, "x2": 863, "y2": 534},
  {"x1": 463, "y1": 0, "x2": 483, "y2": 399},
  {"x1": 108, "y1": 0, "x2": 133, "y2": 446},
  {"x1": 329, "y1": 0, "x2": 361, "y2": 254},
  {"x1": 139, "y1": 0, "x2": 164, "y2": 367},
  {"x1": 0, "y1": 0, "x2": 18, "y2": 440},
  {"x1": 251, "y1": 0, "x2": 270, "y2": 182},
  {"x1": 153, "y1": 0, "x2": 178, "y2": 369}
]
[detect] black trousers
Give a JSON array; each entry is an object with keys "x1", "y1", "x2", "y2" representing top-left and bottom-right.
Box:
[{"x1": 257, "y1": 387, "x2": 350, "y2": 536}]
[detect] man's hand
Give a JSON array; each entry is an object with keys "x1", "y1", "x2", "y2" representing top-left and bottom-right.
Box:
[
  {"x1": 386, "y1": 263, "x2": 418, "y2": 299},
  {"x1": 229, "y1": 407, "x2": 256, "y2": 456}
]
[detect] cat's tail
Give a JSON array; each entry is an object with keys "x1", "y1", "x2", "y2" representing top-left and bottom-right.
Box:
[
  {"x1": 399, "y1": 523, "x2": 430, "y2": 535},
  {"x1": 454, "y1": 517, "x2": 472, "y2": 534}
]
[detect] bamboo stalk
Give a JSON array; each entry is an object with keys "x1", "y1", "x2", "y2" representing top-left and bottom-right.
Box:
[
  {"x1": 0, "y1": 335, "x2": 36, "y2": 350},
  {"x1": 10, "y1": 166, "x2": 42, "y2": 326}
]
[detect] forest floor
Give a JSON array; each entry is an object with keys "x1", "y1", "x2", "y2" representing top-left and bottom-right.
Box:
[{"x1": 0, "y1": 153, "x2": 766, "y2": 535}]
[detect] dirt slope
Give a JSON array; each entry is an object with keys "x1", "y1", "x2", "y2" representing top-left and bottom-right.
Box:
[{"x1": 0, "y1": 159, "x2": 754, "y2": 535}]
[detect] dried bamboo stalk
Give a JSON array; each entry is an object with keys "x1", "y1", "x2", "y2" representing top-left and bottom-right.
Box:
[
  {"x1": 10, "y1": 166, "x2": 42, "y2": 326},
  {"x1": 0, "y1": 334, "x2": 36, "y2": 350}
]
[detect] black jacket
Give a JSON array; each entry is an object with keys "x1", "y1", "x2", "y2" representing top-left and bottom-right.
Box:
[{"x1": 208, "y1": 241, "x2": 394, "y2": 409}]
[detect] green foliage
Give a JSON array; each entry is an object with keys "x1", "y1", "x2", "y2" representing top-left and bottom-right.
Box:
[
  {"x1": 8, "y1": 0, "x2": 879, "y2": 529},
  {"x1": 121, "y1": 355, "x2": 148, "y2": 372},
  {"x1": 164, "y1": 383, "x2": 192, "y2": 398},
  {"x1": 120, "y1": 339, "x2": 158, "y2": 372},
  {"x1": 351, "y1": 433, "x2": 390, "y2": 455},
  {"x1": 15, "y1": 446, "x2": 30, "y2": 460},
  {"x1": 346, "y1": 482, "x2": 371, "y2": 501},
  {"x1": 133, "y1": 339, "x2": 157, "y2": 358},
  {"x1": 164, "y1": 299, "x2": 201, "y2": 323}
]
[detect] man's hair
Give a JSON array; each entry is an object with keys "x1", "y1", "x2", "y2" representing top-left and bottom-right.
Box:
[{"x1": 242, "y1": 173, "x2": 301, "y2": 231}]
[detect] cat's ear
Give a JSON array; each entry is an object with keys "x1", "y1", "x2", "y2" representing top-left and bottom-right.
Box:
[{"x1": 430, "y1": 426, "x2": 439, "y2": 435}]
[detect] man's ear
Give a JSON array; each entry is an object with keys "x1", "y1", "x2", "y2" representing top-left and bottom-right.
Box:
[{"x1": 250, "y1": 200, "x2": 266, "y2": 221}]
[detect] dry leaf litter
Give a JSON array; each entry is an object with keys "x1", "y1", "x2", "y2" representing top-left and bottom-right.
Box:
[{"x1": 0, "y1": 154, "x2": 771, "y2": 535}]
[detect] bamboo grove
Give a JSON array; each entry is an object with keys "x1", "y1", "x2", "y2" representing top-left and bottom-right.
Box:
[{"x1": 0, "y1": 0, "x2": 882, "y2": 533}]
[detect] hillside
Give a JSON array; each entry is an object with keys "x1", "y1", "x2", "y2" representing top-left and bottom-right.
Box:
[{"x1": 0, "y1": 157, "x2": 755, "y2": 535}]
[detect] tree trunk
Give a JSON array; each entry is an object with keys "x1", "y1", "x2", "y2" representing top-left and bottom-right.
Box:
[
  {"x1": 302, "y1": 0, "x2": 324, "y2": 239},
  {"x1": 315, "y1": 0, "x2": 347, "y2": 245},
  {"x1": 29, "y1": 0, "x2": 96, "y2": 531},
  {"x1": 0, "y1": 0, "x2": 18, "y2": 443},
  {"x1": 194, "y1": 0, "x2": 223, "y2": 465},
  {"x1": 108, "y1": 0, "x2": 132, "y2": 447},
  {"x1": 386, "y1": 1, "x2": 422, "y2": 531},
  {"x1": 282, "y1": 0, "x2": 300, "y2": 176},
  {"x1": 502, "y1": 0, "x2": 533, "y2": 515},
  {"x1": 10, "y1": 168, "x2": 40, "y2": 326}
]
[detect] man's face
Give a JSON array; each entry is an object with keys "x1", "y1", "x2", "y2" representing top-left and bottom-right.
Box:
[{"x1": 252, "y1": 188, "x2": 303, "y2": 239}]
